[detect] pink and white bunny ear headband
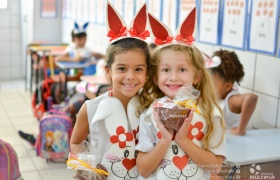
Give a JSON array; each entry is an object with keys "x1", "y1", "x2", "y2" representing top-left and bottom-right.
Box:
[
  {"x1": 202, "y1": 52, "x2": 221, "y2": 68},
  {"x1": 73, "y1": 22, "x2": 89, "y2": 34},
  {"x1": 148, "y1": 7, "x2": 196, "y2": 47},
  {"x1": 106, "y1": 1, "x2": 150, "y2": 43}
]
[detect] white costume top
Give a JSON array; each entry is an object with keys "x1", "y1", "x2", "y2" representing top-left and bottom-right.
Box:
[
  {"x1": 65, "y1": 44, "x2": 92, "y2": 59},
  {"x1": 135, "y1": 97, "x2": 226, "y2": 180},
  {"x1": 86, "y1": 92, "x2": 140, "y2": 180},
  {"x1": 221, "y1": 88, "x2": 240, "y2": 129}
]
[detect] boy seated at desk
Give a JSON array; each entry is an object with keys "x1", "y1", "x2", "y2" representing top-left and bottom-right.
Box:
[{"x1": 55, "y1": 22, "x2": 104, "y2": 78}]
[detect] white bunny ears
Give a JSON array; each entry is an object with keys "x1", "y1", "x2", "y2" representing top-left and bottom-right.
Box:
[
  {"x1": 73, "y1": 22, "x2": 89, "y2": 35},
  {"x1": 203, "y1": 52, "x2": 221, "y2": 68},
  {"x1": 148, "y1": 7, "x2": 196, "y2": 47},
  {"x1": 106, "y1": 1, "x2": 150, "y2": 43}
]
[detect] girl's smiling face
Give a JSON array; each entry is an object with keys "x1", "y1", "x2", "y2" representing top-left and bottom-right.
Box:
[
  {"x1": 106, "y1": 49, "x2": 147, "y2": 101},
  {"x1": 156, "y1": 49, "x2": 199, "y2": 99}
]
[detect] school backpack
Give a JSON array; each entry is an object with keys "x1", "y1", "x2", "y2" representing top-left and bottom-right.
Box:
[
  {"x1": 35, "y1": 98, "x2": 73, "y2": 162},
  {"x1": 0, "y1": 139, "x2": 22, "y2": 180}
]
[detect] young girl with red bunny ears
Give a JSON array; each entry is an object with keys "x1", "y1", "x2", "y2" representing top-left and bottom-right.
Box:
[
  {"x1": 135, "y1": 7, "x2": 226, "y2": 180},
  {"x1": 69, "y1": 2, "x2": 152, "y2": 179}
]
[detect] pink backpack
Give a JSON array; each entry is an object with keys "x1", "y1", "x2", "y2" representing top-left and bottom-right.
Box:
[{"x1": 0, "y1": 139, "x2": 22, "y2": 180}]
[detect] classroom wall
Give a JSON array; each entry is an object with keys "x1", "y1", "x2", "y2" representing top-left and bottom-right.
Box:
[
  {"x1": 0, "y1": 0, "x2": 22, "y2": 80},
  {"x1": 60, "y1": 0, "x2": 280, "y2": 130}
]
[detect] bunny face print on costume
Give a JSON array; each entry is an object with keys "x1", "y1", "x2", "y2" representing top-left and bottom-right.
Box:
[{"x1": 91, "y1": 96, "x2": 140, "y2": 179}]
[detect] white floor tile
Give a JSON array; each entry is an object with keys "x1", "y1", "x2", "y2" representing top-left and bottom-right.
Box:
[
  {"x1": 13, "y1": 145, "x2": 30, "y2": 158},
  {"x1": 0, "y1": 126, "x2": 17, "y2": 136},
  {"x1": 0, "y1": 135, "x2": 23, "y2": 146},
  {"x1": 39, "y1": 168, "x2": 74, "y2": 180},
  {"x1": 21, "y1": 171, "x2": 43, "y2": 180},
  {"x1": 18, "y1": 157, "x2": 37, "y2": 172},
  {"x1": 0, "y1": 118, "x2": 12, "y2": 127},
  {"x1": 31, "y1": 156, "x2": 68, "y2": 170},
  {"x1": 10, "y1": 116, "x2": 38, "y2": 126}
]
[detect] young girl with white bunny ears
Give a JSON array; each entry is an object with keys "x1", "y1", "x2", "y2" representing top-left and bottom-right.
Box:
[
  {"x1": 135, "y1": 7, "x2": 226, "y2": 180},
  {"x1": 70, "y1": 2, "x2": 152, "y2": 179}
]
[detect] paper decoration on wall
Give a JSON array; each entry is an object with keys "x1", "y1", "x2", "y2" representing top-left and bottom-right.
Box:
[
  {"x1": 248, "y1": 0, "x2": 279, "y2": 55},
  {"x1": 40, "y1": 0, "x2": 57, "y2": 18},
  {"x1": 124, "y1": 0, "x2": 135, "y2": 24},
  {"x1": 89, "y1": 0, "x2": 97, "y2": 23},
  {"x1": 221, "y1": 0, "x2": 248, "y2": 49},
  {"x1": 198, "y1": 0, "x2": 220, "y2": 44},
  {"x1": 179, "y1": 0, "x2": 196, "y2": 22},
  {"x1": 147, "y1": 0, "x2": 162, "y2": 20},
  {"x1": 96, "y1": 0, "x2": 106, "y2": 24},
  {"x1": 161, "y1": 0, "x2": 178, "y2": 32}
]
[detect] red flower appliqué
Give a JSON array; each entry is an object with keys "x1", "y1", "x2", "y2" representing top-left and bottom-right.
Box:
[
  {"x1": 110, "y1": 126, "x2": 134, "y2": 149},
  {"x1": 132, "y1": 127, "x2": 139, "y2": 144},
  {"x1": 187, "y1": 121, "x2": 204, "y2": 141}
]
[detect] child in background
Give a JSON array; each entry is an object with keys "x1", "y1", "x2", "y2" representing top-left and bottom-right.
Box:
[
  {"x1": 210, "y1": 49, "x2": 258, "y2": 136},
  {"x1": 55, "y1": 22, "x2": 104, "y2": 77},
  {"x1": 135, "y1": 9, "x2": 226, "y2": 180},
  {"x1": 70, "y1": 2, "x2": 151, "y2": 179}
]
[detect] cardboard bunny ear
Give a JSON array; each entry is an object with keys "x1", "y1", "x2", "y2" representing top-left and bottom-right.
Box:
[
  {"x1": 175, "y1": 7, "x2": 196, "y2": 46},
  {"x1": 148, "y1": 7, "x2": 197, "y2": 47},
  {"x1": 148, "y1": 13, "x2": 174, "y2": 45},
  {"x1": 203, "y1": 52, "x2": 221, "y2": 68},
  {"x1": 73, "y1": 22, "x2": 88, "y2": 35},
  {"x1": 128, "y1": 3, "x2": 150, "y2": 40},
  {"x1": 107, "y1": 1, "x2": 149, "y2": 43}
]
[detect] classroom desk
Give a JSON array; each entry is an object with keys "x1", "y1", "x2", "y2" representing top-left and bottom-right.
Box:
[
  {"x1": 55, "y1": 61, "x2": 94, "y2": 99},
  {"x1": 80, "y1": 75, "x2": 110, "y2": 99},
  {"x1": 25, "y1": 43, "x2": 68, "y2": 92},
  {"x1": 222, "y1": 128, "x2": 280, "y2": 179}
]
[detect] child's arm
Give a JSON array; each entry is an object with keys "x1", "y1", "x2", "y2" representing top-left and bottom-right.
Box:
[
  {"x1": 136, "y1": 112, "x2": 174, "y2": 178},
  {"x1": 91, "y1": 52, "x2": 105, "y2": 60},
  {"x1": 55, "y1": 53, "x2": 83, "y2": 62},
  {"x1": 228, "y1": 93, "x2": 258, "y2": 135},
  {"x1": 70, "y1": 103, "x2": 90, "y2": 153},
  {"x1": 175, "y1": 113, "x2": 225, "y2": 174}
]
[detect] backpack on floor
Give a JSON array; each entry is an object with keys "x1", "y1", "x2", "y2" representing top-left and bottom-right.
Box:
[
  {"x1": 0, "y1": 139, "x2": 22, "y2": 180},
  {"x1": 35, "y1": 98, "x2": 73, "y2": 162},
  {"x1": 31, "y1": 78, "x2": 54, "y2": 119}
]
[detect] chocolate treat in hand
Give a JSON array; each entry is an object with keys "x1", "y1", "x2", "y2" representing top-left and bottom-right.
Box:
[
  {"x1": 156, "y1": 106, "x2": 191, "y2": 130},
  {"x1": 96, "y1": 163, "x2": 108, "y2": 180}
]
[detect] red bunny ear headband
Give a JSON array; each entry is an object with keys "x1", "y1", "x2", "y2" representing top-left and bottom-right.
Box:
[
  {"x1": 106, "y1": 1, "x2": 150, "y2": 43},
  {"x1": 148, "y1": 7, "x2": 196, "y2": 47}
]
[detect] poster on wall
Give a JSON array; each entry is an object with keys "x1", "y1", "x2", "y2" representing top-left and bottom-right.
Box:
[
  {"x1": 248, "y1": 0, "x2": 279, "y2": 55},
  {"x1": 179, "y1": 0, "x2": 196, "y2": 23},
  {"x1": 89, "y1": 0, "x2": 97, "y2": 23},
  {"x1": 221, "y1": 0, "x2": 248, "y2": 49},
  {"x1": 162, "y1": 0, "x2": 178, "y2": 31},
  {"x1": 40, "y1": 0, "x2": 57, "y2": 18},
  {"x1": 76, "y1": 0, "x2": 83, "y2": 21},
  {"x1": 147, "y1": 0, "x2": 162, "y2": 20},
  {"x1": 198, "y1": 0, "x2": 220, "y2": 44},
  {"x1": 124, "y1": 0, "x2": 135, "y2": 25},
  {"x1": 83, "y1": 0, "x2": 90, "y2": 22},
  {"x1": 96, "y1": 0, "x2": 106, "y2": 25}
]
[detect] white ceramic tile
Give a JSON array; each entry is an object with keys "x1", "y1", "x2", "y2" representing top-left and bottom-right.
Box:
[
  {"x1": 10, "y1": 116, "x2": 38, "y2": 126},
  {"x1": 0, "y1": 28, "x2": 10, "y2": 40},
  {"x1": 18, "y1": 157, "x2": 37, "y2": 172},
  {"x1": 6, "y1": 109, "x2": 33, "y2": 118},
  {"x1": 235, "y1": 50, "x2": 256, "y2": 89},
  {"x1": 0, "y1": 14, "x2": 10, "y2": 27},
  {"x1": 0, "y1": 42, "x2": 10, "y2": 54},
  {"x1": 11, "y1": 42, "x2": 22, "y2": 53},
  {"x1": 254, "y1": 54, "x2": 280, "y2": 97},
  {"x1": 11, "y1": 28, "x2": 21, "y2": 40},
  {"x1": 10, "y1": 2, "x2": 20, "y2": 15},
  {"x1": 31, "y1": 156, "x2": 68, "y2": 170},
  {"x1": 0, "y1": 135, "x2": 23, "y2": 146},
  {"x1": 12, "y1": 54, "x2": 23, "y2": 66},
  {"x1": 0, "y1": 68, "x2": 11, "y2": 80},
  {"x1": 13, "y1": 145, "x2": 30, "y2": 158},
  {"x1": 0, "y1": 126, "x2": 17, "y2": 136},
  {"x1": 277, "y1": 100, "x2": 280, "y2": 129},
  {"x1": 0, "y1": 117, "x2": 12, "y2": 127},
  {"x1": 193, "y1": 42, "x2": 214, "y2": 57},
  {"x1": 21, "y1": 171, "x2": 43, "y2": 180},
  {"x1": 13, "y1": 123, "x2": 39, "y2": 136},
  {"x1": 0, "y1": 54, "x2": 11, "y2": 66},
  {"x1": 251, "y1": 93, "x2": 278, "y2": 129},
  {"x1": 11, "y1": 15, "x2": 20, "y2": 27},
  {"x1": 12, "y1": 66, "x2": 24, "y2": 79},
  {"x1": 39, "y1": 168, "x2": 73, "y2": 180}
]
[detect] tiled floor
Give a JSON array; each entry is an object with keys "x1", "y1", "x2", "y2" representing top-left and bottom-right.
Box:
[{"x1": 0, "y1": 80, "x2": 73, "y2": 180}]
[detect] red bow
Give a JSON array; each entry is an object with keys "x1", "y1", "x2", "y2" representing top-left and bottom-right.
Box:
[
  {"x1": 155, "y1": 36, "x2": 174, "y2": 45},
  {"x1": 175, "y1": 34, "x2": 194, "y2": 45},
  {"x1": 128, "y1": 28, "x2": 150, "y2": 40},
  {"x1": 107, "y1": 26, "x2": 127, "y2": 42}
]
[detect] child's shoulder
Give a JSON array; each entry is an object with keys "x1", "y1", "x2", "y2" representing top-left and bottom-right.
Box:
[{"x1": 85, "y1": 91, "x2": 109, "y2": 107}]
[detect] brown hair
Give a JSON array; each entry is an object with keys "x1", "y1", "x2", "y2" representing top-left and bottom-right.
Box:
[
  {"x1": 211, "y1": 49, "x2": 244, "y2": 85},
  {"x1": 105, "y1": 38, "x2": 151, "y2": 115},
  {"x1": 141, "y1": 44, "x2": 225, "y2": 150}
]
